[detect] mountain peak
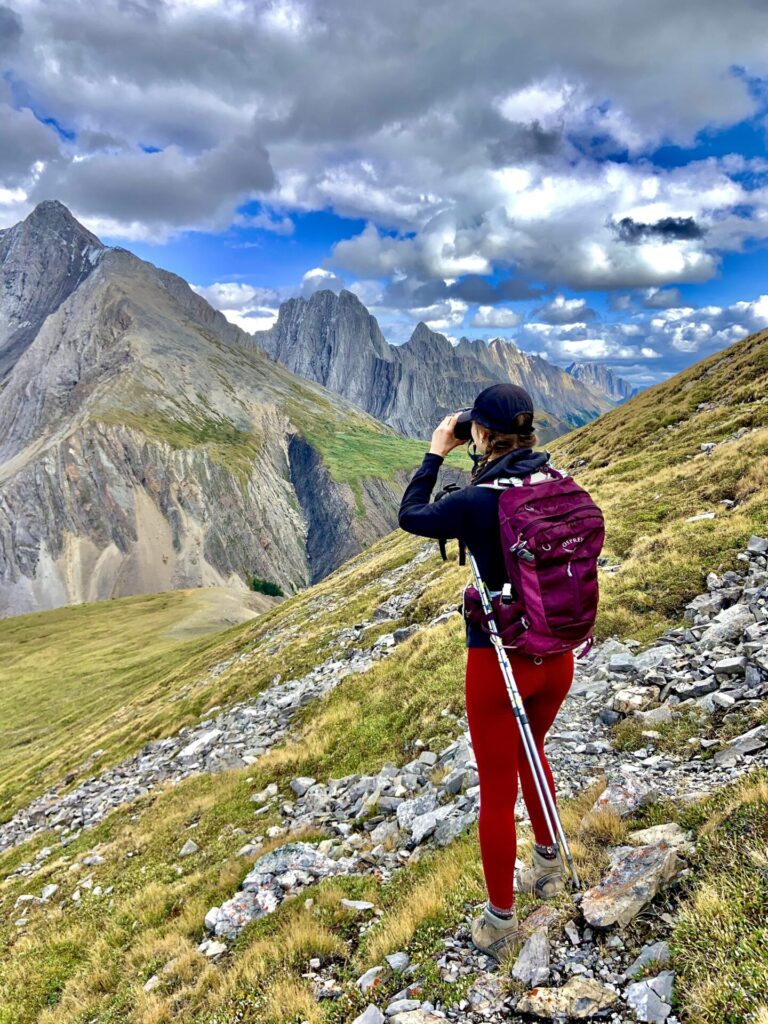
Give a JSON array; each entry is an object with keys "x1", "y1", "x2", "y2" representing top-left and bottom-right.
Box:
[
  {"x1": 22, "y1": 200, "x2": 103, "y2": 249},
  {"x1": 403, "y1": 321, "x2": 453, "y2": 354},
  {"x1": 565, "y1": 360, "x2": 638, "y2": 403}
]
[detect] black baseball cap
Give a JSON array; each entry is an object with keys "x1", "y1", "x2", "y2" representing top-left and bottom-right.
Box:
[{"x1": 456, "y1": 383, "x2": 534, "y2": 435}]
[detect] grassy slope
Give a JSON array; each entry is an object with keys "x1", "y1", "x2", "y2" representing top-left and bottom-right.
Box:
[
  {"x1": 2, "y1": 328, "x2": 768, "y2": 1021},
  {"x1": 548, "y1": 327, "x2": 768, "y2": 642},
  {"x1": 0, "y1": 590, "x2": 264, "y2": 824}
]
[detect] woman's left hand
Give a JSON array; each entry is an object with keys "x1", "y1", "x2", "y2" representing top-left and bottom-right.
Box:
[{"x1": 429, "y1": 413, "x2": 465, "y2": 457}]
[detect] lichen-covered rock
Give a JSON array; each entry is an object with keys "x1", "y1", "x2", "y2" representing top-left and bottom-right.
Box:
[
  {"x1": 516, "y1": 976, "x2": 618, "y2": 1018},
  {"x1": 581, "y1": 841, "x2": 683, "y2": 928}
]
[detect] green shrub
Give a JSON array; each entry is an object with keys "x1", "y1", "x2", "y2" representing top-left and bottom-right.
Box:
[{"x1": 250, "y1": 576, "x2": 284, "y2": 596}]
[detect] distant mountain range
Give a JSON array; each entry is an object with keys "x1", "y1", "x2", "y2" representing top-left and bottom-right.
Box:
[
  {"x1": 250, "y1": 290, "x2": 619, "y2": 442},
  {"x1": 565, "y1": 361, "x2": 640, "y2": 403}
]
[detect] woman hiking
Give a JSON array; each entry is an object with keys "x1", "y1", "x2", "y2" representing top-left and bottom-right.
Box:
[{"x1": 397, "y1": 383, "x2": 574, "y2": 961}]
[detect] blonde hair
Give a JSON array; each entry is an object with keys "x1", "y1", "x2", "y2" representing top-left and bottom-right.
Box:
[{"x1": 471, "y1": 412, "x2": 538, "y2": 480}]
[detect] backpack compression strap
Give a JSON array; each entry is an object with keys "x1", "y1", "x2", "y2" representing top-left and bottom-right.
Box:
[{"x1": 432, "y1": 482, "x2": 466, "y2": 564}]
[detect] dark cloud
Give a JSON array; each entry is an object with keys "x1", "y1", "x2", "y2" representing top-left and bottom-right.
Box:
[
  {"x1": 381, "y1": 274, "x2": 543, "y2": 309},
  {"x1": 613, "y1": 215, "x2": 705, "y2": 244},
  {"x1": 30, "y1": 128, "x2": 274, "y2": 232},
  {"x1": 0, "y1": 5, "x2": 22, "y2": 54},
  {"x1": 0, "y1": 85, "x2": 60, "y2": 182}
]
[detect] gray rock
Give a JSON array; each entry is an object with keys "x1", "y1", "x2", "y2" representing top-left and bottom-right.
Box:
[
  {"x1": 592, "y1": 774, "x2": 657, "y2": 817},
  {"x1": 626, "y1": 940, "x2": 671, "y2": 979},
  {"x1": 511, "y1": 925, "x2": 550, "y2": 986},
  {"x1": 713, "y1": 656, "x2": 747, "y2": 675},
  {"x1": 634, "y1": 644, "x2": 678, "y2": 671},
  {"x1": 385, "y1": 951, "x2": 410, "y2": 972},
  {"x1": 352, "y1": 1007, "x2": 386, "y2": 1024},
  {"x1": 356, "y1": 964, "x2": 390, "y2": 992},
  {"x1": 340, "y1": 898, "x2": 375, "y2": 912},
  {"x1": 626, "y1": 971, "x2": 675, "y2": 1023},
  {"x1": 700, "y1": 605, "x2": 756, "y2": 648},
  {"x1": 178, "y1": 839, "x2": 199, "y2": 857},
  {"x1": 385, "y1": 999, "x2": 421, "y2": 1015},
  {"x1": 290, "y1": 776, "x2": 317, "y2": 797}
]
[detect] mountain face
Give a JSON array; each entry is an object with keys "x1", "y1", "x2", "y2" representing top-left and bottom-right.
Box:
[
  {"x1": 0, "y1": 200, "x2": 104, "y2": 382},
  {"x1": 565, "y1": 360, "x2": 640, "y2": 403},
  {"x1": 251, "y1": 290, "x2": 617, "y2": 441},
  {"x1": 0, "y1": 203, "x2": 433, "y2": 618}
]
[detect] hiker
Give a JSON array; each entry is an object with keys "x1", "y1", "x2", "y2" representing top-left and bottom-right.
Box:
[{"x1": 398, "y1": 384, "x2": 575, "y2": 961}]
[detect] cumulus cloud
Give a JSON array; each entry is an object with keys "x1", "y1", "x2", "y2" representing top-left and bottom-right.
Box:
[
  {"x1": 298, "y1": 266, "x2": 347, "y2": 296},
  {"x1": 643, "y1": 287, "x2": 684, "y2": 308},
  {"x1": 3, "y1": 0, "x2": 768, "y2": 385},
  {"x1": 0, "y1": 0, "x2": 766, "y2": 262},
  {"x1": 408, "y1": 298, "x2": 469, "y2": 331},
  {"x1": 190, "y1": 280, "x2": 281, "y2": 333},
  {"x1": 509, "y1": 293, "x2": 768, "y2": 374},
  {"x1": 533, "y1": 295, "x2": 596, "y2": 324},
  {"x1": 471, "y1": 305, "x2": 522, "y2": 328}
]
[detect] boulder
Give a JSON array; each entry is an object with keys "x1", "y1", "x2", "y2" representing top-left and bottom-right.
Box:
[
  {"x1": 516, "y1": 976, "x2": 618, "y2": 1018},
  {"x1": 581, "y1": 841, "x2": 683, "y2": 928},
  {"x1": 700, "y1": 604, "x2": 755, "y2": 648},
  {"x1": 591, "y1": 774, "x2": 657, "y2": 817}
]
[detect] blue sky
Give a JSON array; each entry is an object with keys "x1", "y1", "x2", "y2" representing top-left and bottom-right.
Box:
[{"x1": 4, "y1": 1, "x2": 768, "y2": 390}]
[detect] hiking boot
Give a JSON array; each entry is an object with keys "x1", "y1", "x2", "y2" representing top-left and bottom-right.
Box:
[
  {"x1": 470, "y1": 904, "x2": 522, "y2": 961},
  {"x1": 516, "y1": 844, "x2": 566, "y2": 899}
]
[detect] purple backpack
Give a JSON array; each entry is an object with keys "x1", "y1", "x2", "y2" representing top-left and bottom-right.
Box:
[{"x1": 463, "y1": 465, "x2": 605, "y2": 659}]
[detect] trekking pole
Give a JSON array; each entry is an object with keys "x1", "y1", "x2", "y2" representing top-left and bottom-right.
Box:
[{"x1": 466, "y1": 548, "x2": 581, "y2": 890}]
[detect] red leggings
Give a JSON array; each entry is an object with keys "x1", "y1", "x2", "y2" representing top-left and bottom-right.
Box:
[{"x1": 465, "y1": 645, "x2": 574, "y2": 910}]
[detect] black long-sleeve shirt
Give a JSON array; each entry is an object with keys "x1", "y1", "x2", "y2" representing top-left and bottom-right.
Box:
[{"x1": 398, "y1": 447, "x2": 551, "y2": 647}]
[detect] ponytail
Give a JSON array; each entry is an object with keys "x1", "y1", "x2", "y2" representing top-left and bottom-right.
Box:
[{"x1": 471, "y1": 412, "x2": 538, "y2": 481}]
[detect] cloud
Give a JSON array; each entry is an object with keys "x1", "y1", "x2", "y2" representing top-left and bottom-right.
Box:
[
  {"x1": 613, "y1": 215, "x2": 705, "y2": 244},
  {"x1": 30, "y1": 131, "x2": 275, "y2": 241},
  {"x1": 533, "y1": 295, "x2": 596, "y2": 324},
  {"x1": 408, "y1": 298, "x2": 468, "y2": 331},
  {"x1": 471, "y1": 305, "x2": 522, "y2": 328},
  {"x1": 643, "y1": 286, "x2": 683, "y2": 308},
  {"x1": 190, "y1": 280, "x2": 281, "y2": 333},
  {"x1": 0, "y1": 5, "x2": 22, "y2": 55},
  {"x1": 235, "y1": 207, "x2": 295, "y2": 235},
  {"x1": 191, "y1": 281, "x2": 281, "y2": 310},
  {"x1": 299, "y1": 266, "x2": 346, "y2": 296},
  {"x1": 3, "y1": 0, "x2": 768, "y2": 297}
]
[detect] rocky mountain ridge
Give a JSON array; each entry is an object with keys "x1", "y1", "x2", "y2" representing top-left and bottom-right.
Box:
[
  {"x1": 0, "y1": 203, "x2": 447, "y2": 618},
  {"x1": 566, "y1": 360, "x2": 640, "y2": 403},
  {"x1": 251, "y1": 290, "x2": 617, "y2": 441}
]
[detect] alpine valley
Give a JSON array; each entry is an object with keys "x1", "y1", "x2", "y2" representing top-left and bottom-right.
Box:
[{"x1": 0, "y1": 201, "x2": 619, "y2": 619}]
